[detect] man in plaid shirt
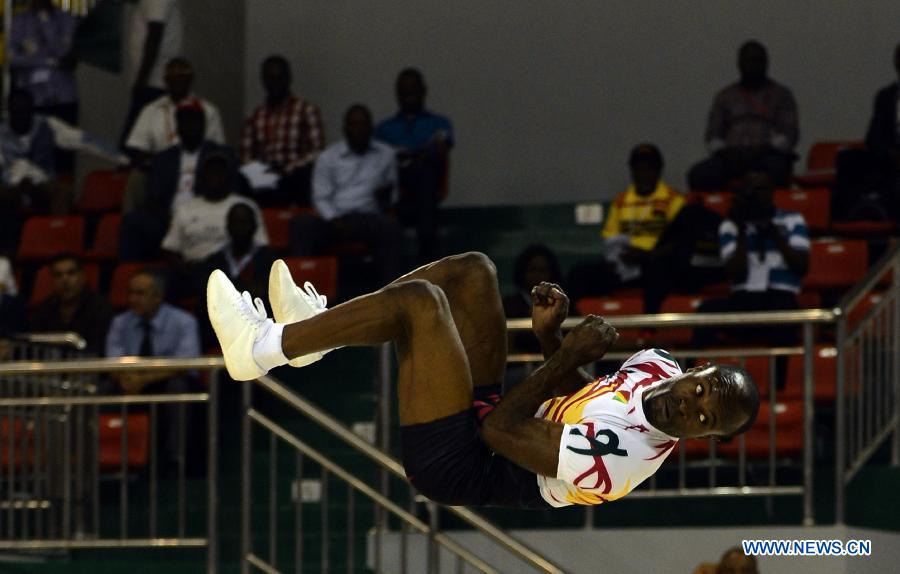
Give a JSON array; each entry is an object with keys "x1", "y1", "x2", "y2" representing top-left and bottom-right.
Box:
[{"x1": 241, "y1": 55, "x2": 324, "y2": 206}]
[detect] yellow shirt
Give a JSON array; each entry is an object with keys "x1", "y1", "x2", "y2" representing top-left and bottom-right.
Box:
[{"x1": 602, "y1": 182, "x2": 684, "y2": 251}]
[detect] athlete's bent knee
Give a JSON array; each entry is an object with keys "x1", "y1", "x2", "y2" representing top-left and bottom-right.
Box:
[{"x1": 389, "y1": 280, "x2": 450, "y2": 323}]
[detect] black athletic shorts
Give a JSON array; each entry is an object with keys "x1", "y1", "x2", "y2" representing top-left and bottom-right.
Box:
[{"x1": 399, "y1": 385, "x2": 550, "y2": 509}]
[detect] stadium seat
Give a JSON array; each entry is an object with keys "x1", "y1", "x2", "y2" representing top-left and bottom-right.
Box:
[
  {"x1": 794, "y1": 140, "x2": 865, "y2": 188},
  {"x1": 803, "y1": 239, "x2": 868, "y2": 291},
  {"x1": 845, "y1": 292, "x2": 887, "y2": 332},
  {"x1": 0, "y1": 418, "x2": 35, "y2": 469},
  {"x1": 261, "y1": 207, "x2": 313, "y2": 251},
  {"x1": 773, "y1": 187, "x2": 830, "y2": 233},
  {"x1": 109, "y1": 262, "x2": 166, "y2": 309},
  {"x1": 82, "y1": 213, "x2": 122, "y2": 261},
  {"x1": 718, "y1": 399, "x2": 804, "y2": 459},
  {"x1": 98, "y1": 413, "x2": 150, "y2": 471},
  {"x1": 693, "y1": 191, "x2": 733, "y2": 218},
  {"x1": 576, "y1": 294, "x2": 644, "y2": 340},
  {"x1": 652, "y1": 295, "x2": 708, "y2": 347},
  {"x1": 16, "y1": 215, "x2": 86, "y2": 261},
  {"x1": 281, "y1": 256, "x2": 339, "y2": 300},
  {"x1": 75, "y1": 170, "x2": 130, "y2": 213},
  {"x1": 785, "y1": 345, "x2": 837, "y2": 403},
  {"x1": 29, "y1": 262, "x2": 101, "y2": 307},
  {"x1": 830, "y1": 220, "x2": 897, "y2": 238}
]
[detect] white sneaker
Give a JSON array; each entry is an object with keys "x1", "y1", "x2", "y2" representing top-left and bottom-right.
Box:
[
  {"x1": 268, "y1": 259, "x2": 331, "y2": 367},
  {"x1": 207, "y1": 269, "x2": 274, "y2": 381}
]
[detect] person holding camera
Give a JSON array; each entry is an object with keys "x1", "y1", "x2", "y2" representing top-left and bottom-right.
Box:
[{"x1": 692, "y1": 170, "x2": 809, "y2": 355}]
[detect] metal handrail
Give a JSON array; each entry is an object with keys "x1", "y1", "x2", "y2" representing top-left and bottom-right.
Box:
[
  {"x1": 0, "y1": 356, "x2": 225, "y2": 375},
  {"x1": 9, "y1": 332, "x2": 88, "y2": 350},
  {"x1": 837, "y1": 241, "x2": 900, "y2": 314},
  {"x1": 255, "y1": 375, "x2": 567, "y2": 574},
  {"x1": 506, "y1": 308, "x2": 835, "y2": 331},
  {"x1": 509, "y1": 346, "x2": 807, "y2": 363}
]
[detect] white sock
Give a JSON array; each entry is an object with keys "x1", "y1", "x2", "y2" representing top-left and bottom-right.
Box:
[{"x1": 252, "y1": 320, "x2": 289, "y2": 372}]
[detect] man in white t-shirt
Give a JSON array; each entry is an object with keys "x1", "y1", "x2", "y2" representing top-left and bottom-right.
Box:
[
  {"x1": 121, "y1": 0, "x2": 183, "y2": 143},
  {"x1": 162, "y1": 152, "x2": 267, "y2": 263},
  {"x1": 125, "y1": 58, "x2": 224, "y2": 163},
  {"x1": 206, "y1": 252, "x2": 760, "y2": 509}
]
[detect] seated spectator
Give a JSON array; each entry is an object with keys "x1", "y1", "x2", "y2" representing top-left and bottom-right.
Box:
[
  {"x1": 290, "y1": 104, "x2": 402, "y2": 284},
  {"x1": 9, "y1": 0, "x2": 79, "y2": 173},
  {"x1": 199, "y1": 203, "x2": 276, "y2": 347},
  {"x1": 0, "y1": 255, "x2": 25, "y2": 336},
  {"x1": 567, "y1": 144, "x2": 684, "y2": 313},
  {"x1": 240, "y1": 55, "x2": 324, "y2": 206},
  {"x1": 375, "y1": 68, "x2": 453, "y2": 261},
  {"x1": 717, "y1": 547, "x2": 758, "y2": 574},
  {"x1": 0, "y1": 89, "x2": 127, "y2": 218},
  {"x1": 29, "y1": 252, "x2": 114, "y2": 354},
  {"x1": 120, "y1": 102, "x2": 236, "y2": 261},
  {"x1": 834, "y1": 42, "x2": 900, "y2": 220},
  {"x1": 688, "y1": 41, "x2": 798, "y2": 190},
  {"x1": 105, "y1": 268, "x2": 201, "y2": 472},
  {"x1": 125, "y1": 57, "x2": 224, "y2": 166},
  {"x1": 693, "y1": 171, "x2": 809, "y2": 381},
  {"x1": 121, "y1": 0, "x2": 184, "y2": 143},
  {"x1": 503, "y1": 244, "x2": 566, "y2": 356},
  {"x1": 162, "y1": 152, "x2": 268, "y2": 265}
]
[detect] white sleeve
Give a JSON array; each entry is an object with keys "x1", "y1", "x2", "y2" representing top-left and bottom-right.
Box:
[
  {"x1": 204, "y1": 103, "x2": 225, "y2": 145},
  {"x1": 556, "y1": 419, "x2": 658, "y2": 500},
  {"x1": 161, "y1": 211, "x2": 183, "y2": 253},
  {"x1": 45, "y1": 117, "x2": 127, "y2": 165},
  {"x1": 144, "y1": 0, "x2": 174, "y2": 22},
  {"x1": 125, "y1": 106, "x2": 155, "y2": 151}
]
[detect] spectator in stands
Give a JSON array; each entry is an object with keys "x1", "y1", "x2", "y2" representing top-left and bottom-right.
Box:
[
  {"x1": 0, "y1": 255, "x2": 25, "y2": 336},
  {"x1": 125, "y1": 57, "x2": 224, "y2": 166},
  {"x1": 503, "y1": 244, "x2": 565, "y2": 357},
  {"x1": 199, "y1": 203, "x2": 276, "y2": 347},
  {"x1": 120, "y1": 102, "x2": 235, "y2": 261},
  {"x1": 693, "y1": 170, "x2": 809, "y2": 358},
  {"x1": 241, "y1": 55, "x2": 324, "y2": 206},
  {"x1": 290, "y1": 104, "x2": 402, "y2": 284},
  {"x1": 162, "y1": 152, "x2": 268, "y2": 265},
  {"x1": 105, "y1": 268, "x2": 200, "y2": 472},
  {"x1": 688, "y1": 41, "x2": 799, "y2": 190},
  {"x1": 121, "y1": 0, "x2": 183, "y2": 143},
  {"x1": 375, "y1": 68, "x2": 453, "y2": 261},
  {"x1": 567, "y1": 144, "x2": 684, "y2": 313},
  {"x1": 29, "y1": 252, "x2": 113, "y2": 354},
  {"x1": 9, "y1": 0, "x2": 80, "y2": 173},
  {"x1": 717, "y1": 547, "x2": 758, "y2": 574},
  {"x1": 0, "y1": 89, "x2": 127, "y2": 216},
  {"x1": 836, "y1": 42, "x2": 900, "y2": 220}
]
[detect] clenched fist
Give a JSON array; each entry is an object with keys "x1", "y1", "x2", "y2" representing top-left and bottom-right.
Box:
[{"x1": 560, "y1": 315, "x2": 618, "y2": 366}]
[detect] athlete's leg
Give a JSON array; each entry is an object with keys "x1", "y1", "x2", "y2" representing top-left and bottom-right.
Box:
[
  {"x1": 389, "y1": 252, "x2": 507, "y2": 389},
  {"x1": 281, "y1": 280, "x2": 473, "y2": 425}
]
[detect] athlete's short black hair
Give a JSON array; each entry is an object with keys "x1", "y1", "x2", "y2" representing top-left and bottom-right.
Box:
[{"x1": 719, "y1": 364, "x2": 759, "y2": 437}]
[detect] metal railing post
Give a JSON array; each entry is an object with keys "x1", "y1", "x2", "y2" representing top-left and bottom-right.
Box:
[
  {"x1": 835, "y1": 314, "x2": 847, "y2": 525},
  {"x1": 207, "y1": 372, "x2": 219, "y2": 574},
  {"x1": 893, "y1": 260, "x2": 900, "y2": 466},
  {"x1": 241, "y1": 380, "x2": 252, "y2": 574},
  {"x1": 802, "y1": 323, "x2": 815, "y2": 526}
]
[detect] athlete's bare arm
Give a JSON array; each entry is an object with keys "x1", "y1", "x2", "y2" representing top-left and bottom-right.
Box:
[
  {"x1": 530, "y1": 282, "x2": 596, "y2": 395},
  {"x1": 480, "y1": 316, "x2": 619, "y2": 477}
]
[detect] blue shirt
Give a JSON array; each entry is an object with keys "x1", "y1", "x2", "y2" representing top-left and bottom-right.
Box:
[
  {"x1": 312, "y1": 139, "x2": 397, "y2": 221},
  {"x1": 106, "y1": 303, "x2": 201, "y2": 358},
  {"x1": 375, "y1": 109, "x2": 454, "y2": 152},
  {"x1": 9, "y1": 9, "x2": 78, "y2": 107},
  {"x1": 719, "y1": 209, "x2": 810, "y2": 294}
]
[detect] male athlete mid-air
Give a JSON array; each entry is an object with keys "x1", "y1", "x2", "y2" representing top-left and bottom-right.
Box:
[{"x1": 207, "y1": 252, "x2": 759, "y2": 508}]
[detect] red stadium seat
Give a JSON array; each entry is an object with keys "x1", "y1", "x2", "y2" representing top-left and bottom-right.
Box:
[
  {"x1": 845, "y1": 292, "x2": 888, "y2": 332},
  {"x1": 718, "y1": 399, "x2": 804, "y2": 459},
  {"x1": 261, "y1": 207, "x2": 313, "y2": 251},
  {"x1": 29, "y1": 263, "x2": 101, "y2": 307},
  {"x1": 794, "y1": 141, "x2": 865, "y2": 188},
  {"x1": 281, "y1": 256, "x2": 338, "y2": 301},
  {"x1": 785, "y1": 345, "x2": 837, "y2": 403},
  {"x1": 75, "y1": 170, "x2": 129, "y2": 213},
  {"x1": 576, "y1": 295, "x2": 644, "y2": 340},
  {"x1": 803, "y1": 239, "x2": 868, "y2": 291},
  {"x1": 694, "y1": 191, "x2": 733, "y2": 218},
  {"x1": 773, "y1": 187, "x2": 830, "y2": 233},
  {"x1": 82, "y1": 213, "x2": 122, "y2": 261},
  {"x1": 16, "y1": 216, "x2": 86, "y2": 261},
  {"x1": 0, "y1": 418, "x2": 35, "y2": 469},
  {"x1": 652, "y1": 295, "x2": 708, "y2": 347},
  {"x1": 109, "y1": 262, "x2": 166, "y2": 309},
  {"x1": 98, "y1": 413, "x2": 150, "y2": 471}
]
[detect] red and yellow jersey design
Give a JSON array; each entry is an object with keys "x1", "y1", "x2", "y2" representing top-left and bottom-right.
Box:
[{"x1": 534, "y1": 349, "x2": 680, "y2": 507}]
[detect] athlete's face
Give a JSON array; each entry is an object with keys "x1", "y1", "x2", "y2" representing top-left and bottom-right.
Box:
[{"x1": 642, "y1": 365, "x2": 750, "y2": 439}]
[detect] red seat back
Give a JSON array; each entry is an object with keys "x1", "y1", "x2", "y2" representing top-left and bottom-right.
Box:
[
  {"x1": 803, "y1": 239, "x2": 868, "y2": 291},
  {"x1": 805, "y1": 141, "x2": 865, "y2": 171},
  {"x1": 76, "y1": 170, "x2": 129, "y2": 213},
  {"x1": 83, "y1": 213, "x2": 122, "y2": 261},
  {"x1": 109, "y1": 262, "x2": 166, "y2": 309},
  {"x1": 281, "y1": 256, "x2": 339, "y2": 301},
  {"x1": 773, "y1": 188, "x2": 830, "y2": 233},
  {"x1": 16, "y1": 216, "x2": 86, "y2": 261},
  {"x1": 261, "y1": 207, "x2": 313, "y2": 251},
  {"x1": 98, "y1": 413, "x2": 150, "y2": 471}
]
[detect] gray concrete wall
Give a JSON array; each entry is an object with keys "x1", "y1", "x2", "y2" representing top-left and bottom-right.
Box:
[{"x1": 245, "y1": 0, "x2": 900, "y2": 205}]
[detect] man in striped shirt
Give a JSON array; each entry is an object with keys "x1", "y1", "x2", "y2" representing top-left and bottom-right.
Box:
[
  {"x1": 207, "y1": 252, "x2": 760, "y2": 509},
  {"x1": 241, "y1": 55, "x2": 324, "y2": 206}
]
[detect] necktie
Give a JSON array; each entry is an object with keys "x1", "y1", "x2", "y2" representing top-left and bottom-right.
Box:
[{"x1": 139, "y1": 319, "x2": 154, "y2": 357}]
